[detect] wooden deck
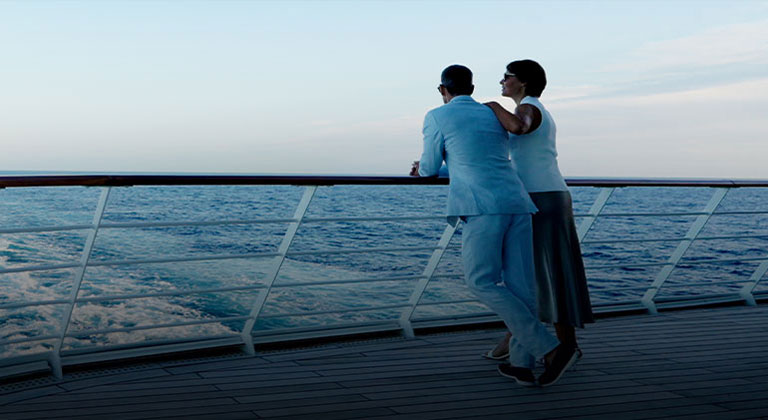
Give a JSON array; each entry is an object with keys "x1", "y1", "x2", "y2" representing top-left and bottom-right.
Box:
[{"x1": 2, "y1": 303, "x2": 768, "y2": 419}]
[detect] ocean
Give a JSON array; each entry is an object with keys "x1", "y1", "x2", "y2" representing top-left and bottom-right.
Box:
[{"x1": 1, "y1": 183, "x2": 767, "y2": 357}]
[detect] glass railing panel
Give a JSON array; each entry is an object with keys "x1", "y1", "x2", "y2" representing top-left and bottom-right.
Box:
[
  {"x1": 699, "y1": 213, "x2": 768, "y2": 238},
  {"x1": 569, "y1": 186, "x2": 603, "y2": 215},
  {"x1": 419, "y1": 231, "x2": 466, "y2": 315},
  {"x1": 253, "y1": 310, "x2": 404, "y2": 334},
  {"x1": 271, "y1": 258, "x2": 420, "y2": 287},
  {"x1": 413, "y1": 275, "x2": 481, "y2": 321},
  {"x1": 287, "y1": 221, "x2": 443, "y2": 260},
  {"x1": 78, "y1": 260, "x2": 271, "y2": 299},
  {"x1": 2, "y1": 176, "x2": 768, "y2": 378},
  {"x1": 586, "y1": 265, "x2": 663, "y2": 306},
  {"x1": 0, "y1": 269, "x2": 74, "y2": 308},
  {"x1": 411, "y1": 302, "x2": 491, "y2": 322},
  {"x1": 657, "y1": 261, "x2": 761, "y2": 298},
  {"x1": 431, "y1": 232, "x2": 463, "y2": 277},
  {"x1": 0, "y1": 231, "x2": 88, "y2": 270},
  {"x1": 88, "y1": 223, "x2": 286, "y2": 262},
  {"x1": 0, "y1": 304, "x2": 66, "y2": 358},
  {"x1": 581, "y1": 234, "x2": 681, "y2": 264},
  {"x1": 303, "y1": 185, "x2": 446, "y2": 219},
  {"x1": 0, "y1": 264, "x2": 77, "y2": 359},
  {"x1": 581, "y1": 237, "x2": 673, "y2": 306},
  {"x1": 60, "y1": 291, "x2": 252, "y2": 351},
  {"x1": 102, "y1": 185, "x2": 304, "y2": 223},
  {"x1": 685, "y1": 237, "x2": 768, "y2": 261},
  {"x1": 583, "y1": 215, "x2": 696, "y2": 243},
  {"x1": 61, "y1": 325, "x2": 243, "y2": 355},
  {"x1": 419, "y1": 243, "x2": 467, "y2": 304},
  {"x1": 57, "y1": 258, "x2": 270, "y2": 351},
  {"x1": 713, "y1": 187, "x2": 768, "y2": 213},
  {"x1": 596, "y1": 186, "x2": 714, "y2": 214},
  {"x1": 254, "y1": 280, "x2": 416, "y2": 331},
  {"x1": 0, "y1": 186, "x2": 101, "y2": 228},
  {"x1": 755, "y1": 281, "x2": 768, "y2": 294}
]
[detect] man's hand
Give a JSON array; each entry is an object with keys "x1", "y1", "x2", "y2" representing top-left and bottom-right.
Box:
[{"x1": 409, "y1": 160, "x2": 420, "y2": 177}]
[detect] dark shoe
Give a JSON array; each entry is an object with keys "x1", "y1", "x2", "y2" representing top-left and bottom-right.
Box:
[
  {"x1": 497, "y1": 363, "x2": 537, "y2": 387},
  {"x1": 539, "y1": 344, "x2": 578, "y2": 387},
  {"x1": 543, "y1": 346, "x2": 582, "y2": 368},
  {"x1": 570, "y1": 348, "x2": 583, "y2": 372}
]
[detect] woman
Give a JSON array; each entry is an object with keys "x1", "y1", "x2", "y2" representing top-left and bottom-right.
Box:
[{"x1": 484, "y1": 59, "x2": 593, "y2": 360}]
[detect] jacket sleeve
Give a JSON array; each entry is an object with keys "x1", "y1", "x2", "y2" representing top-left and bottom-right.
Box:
[{"x1": 418, "y1": 112, "x2": 445, "y2": 177}]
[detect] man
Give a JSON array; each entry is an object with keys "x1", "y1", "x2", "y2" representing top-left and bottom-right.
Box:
[{"x1": 411, "y1": 64, "x2": 577, "y2": 387}]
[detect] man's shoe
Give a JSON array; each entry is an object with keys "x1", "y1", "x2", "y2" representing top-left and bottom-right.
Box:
[
  {"x1": 497, "y1": 363, "x2": 537, "y2": 387},
  {"x1": 539, "y1": 344, "x2": 578, "y2": 387},
  {"x1": 482, "y1": 348, "x2": 509, "y2": 360}
]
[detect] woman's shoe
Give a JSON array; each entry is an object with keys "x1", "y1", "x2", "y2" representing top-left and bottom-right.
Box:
[
  {"x1": 539, "y1": 344, "x2": 579, "y2": 387},
  {"x1": 497, "y1": 363, "x2": 537, "y2": 387}
]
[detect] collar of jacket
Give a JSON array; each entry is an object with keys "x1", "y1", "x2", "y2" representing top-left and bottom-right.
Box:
[{"x1": 447, "y1": 95, "x2": 475, "y2": 104}]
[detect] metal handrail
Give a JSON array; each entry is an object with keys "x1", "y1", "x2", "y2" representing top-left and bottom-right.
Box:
[
  {"x1": 1, "y1": 175, "x2": 768, "y2": 380},
  {"x1": 3, "y1": 174, "x2": 768, "y2": 188}
]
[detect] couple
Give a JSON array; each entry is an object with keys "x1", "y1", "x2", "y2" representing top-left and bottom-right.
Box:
[{"x1": 410, "y1": 62, "x2": 593, "y2": 387}]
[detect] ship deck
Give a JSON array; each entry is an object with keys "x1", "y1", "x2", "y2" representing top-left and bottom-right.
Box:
[{"x1": 1, "y1": 303, "x2": 768, "y2": 420}]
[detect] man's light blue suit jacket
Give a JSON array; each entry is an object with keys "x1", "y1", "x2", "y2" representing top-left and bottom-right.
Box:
[{"x1": 418, "y1": 95, "x2": 537, "y2": 224}]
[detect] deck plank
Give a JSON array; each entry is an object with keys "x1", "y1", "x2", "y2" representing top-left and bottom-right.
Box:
[{"x1": 2, "y1": 304, "x2": 768, "y2": 419}]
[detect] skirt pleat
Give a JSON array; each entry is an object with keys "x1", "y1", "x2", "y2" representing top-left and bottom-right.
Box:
[{"x1": 530, "y1": 191, "x2": 594, "y2": 328}]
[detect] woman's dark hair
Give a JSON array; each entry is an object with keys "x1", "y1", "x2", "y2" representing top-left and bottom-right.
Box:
[
  {"x1": 506, "y1": 59, "x2": 546, "y2": 97},
  {"x1": 441, "y1": 64, "x2": 474, "y2": 96}
]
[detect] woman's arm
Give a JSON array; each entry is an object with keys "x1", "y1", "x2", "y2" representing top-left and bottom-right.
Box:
[{"x1": 484, "y1": 101, "x2": 541, "y2": 135}]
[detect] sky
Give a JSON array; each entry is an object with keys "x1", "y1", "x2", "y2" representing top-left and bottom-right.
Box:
[{"x1": 1, "y1": 0, "x2": 767, "y2": 178}]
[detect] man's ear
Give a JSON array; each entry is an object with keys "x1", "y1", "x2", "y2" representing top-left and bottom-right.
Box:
[{"x1": 468, "y1": 85, "x2": 475, "y2": 95}]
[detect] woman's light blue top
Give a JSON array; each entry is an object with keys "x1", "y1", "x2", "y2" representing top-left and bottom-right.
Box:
[{"x1": 509, "y1": 96, "x2": 569, "y2": 193}]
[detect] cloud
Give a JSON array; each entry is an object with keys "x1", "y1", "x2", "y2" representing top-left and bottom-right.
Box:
[
  {"x1": 542, "y1": 85, "x2": 602, "y2": 103},
  {"x1": 604, "y1": 19, "x2": 768, "y2": 74},
  {"x1": 534, "y1": 19, "x2": 768, "y2": 106},
  {"x1": 547, "y1": 77, "x2": 768, "y2": 178},
  {"x1": 550, "y1": 77, "x2": 768, "y2": 109}
]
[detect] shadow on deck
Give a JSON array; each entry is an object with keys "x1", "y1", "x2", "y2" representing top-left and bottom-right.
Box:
[{"x1": 2, "y1": 304, "x2": 768, "y2": 420}]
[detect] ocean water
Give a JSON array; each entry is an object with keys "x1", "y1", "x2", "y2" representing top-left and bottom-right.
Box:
[{"x1": 1, "y1": 183, "x2": 768, "y2": 357}]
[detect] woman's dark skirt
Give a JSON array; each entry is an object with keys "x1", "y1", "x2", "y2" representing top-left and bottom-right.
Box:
[{"x1": 530, "y1": 191, "x2": 594, "y2": 328}]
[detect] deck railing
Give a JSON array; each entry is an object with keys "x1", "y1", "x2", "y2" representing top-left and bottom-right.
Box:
[{"x1": 1, "y1": 175, "x2": 767, "y2": 380}]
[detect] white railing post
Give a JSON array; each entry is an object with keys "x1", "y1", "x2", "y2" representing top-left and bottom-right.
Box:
[
  {"x1": 641, "y1": 187, "x2": 729, "y2": 314},
  {"x1": 398, "y1": 222, "x2": 458, "y2": 339},
  {"x1": 576, "y1": 187, "x2": 614, "y2": 242},
  {"x1": 740, "y1": 260, "x2": 768, "y2": 306},
  {"x1": 240, "y1": 186, "x2": 317, "y2": 355},
  {"x1": 50, "y1": 187, "x2": 111, "y2": 379}
]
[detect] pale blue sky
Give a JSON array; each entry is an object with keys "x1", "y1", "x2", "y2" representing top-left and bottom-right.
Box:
[{"x1": 2, "y1": 0, "x2": 767, "y2": 177}]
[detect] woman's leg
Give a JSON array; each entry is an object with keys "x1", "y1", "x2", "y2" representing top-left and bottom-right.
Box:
[{"x1": 554, "y1": 323, "x2": 577, "y2": 349}]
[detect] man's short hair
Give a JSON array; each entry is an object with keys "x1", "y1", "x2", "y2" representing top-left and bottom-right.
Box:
[
  {"x1": 441, "y1": 65, "x2": 474, "y2": 96},
  {"x1": 506, "y1": 59, "x2": 546, "y2": 97}
]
